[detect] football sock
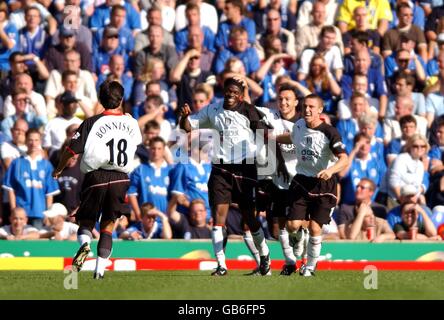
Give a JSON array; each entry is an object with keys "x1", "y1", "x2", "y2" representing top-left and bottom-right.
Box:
[
  {"x1": 95, "y1": 231, "x2": 113, "y2": 276},
  {"x1": 77, "y1": 226, "x2": 92, "y2": 246},
  {"x1": 243, "y1": 230, "x2": 260, "y2": 267},
  {"x1": 306, "y1": 235, "x2": 322, "y2": 270},
  {"x1": 279, "y1": 228, "x2": 296, "y2": 265},
  {"x1": 212, "y1": 226, "x2": 227, "y2": 269},
  {"x1": 301, "y1": 228, "x2": 310, "y2": 260},
  {"x1": 251, "y1": 228, "x2": 269, "y2": 257}
]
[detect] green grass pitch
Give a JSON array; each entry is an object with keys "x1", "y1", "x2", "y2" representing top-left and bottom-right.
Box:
[{"x1": 1, "y1": 270, "x2": 443, "y2": 300}]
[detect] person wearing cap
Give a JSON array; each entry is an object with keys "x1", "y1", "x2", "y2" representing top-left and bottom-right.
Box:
[
  {"x1": 92, "y1": 4, "x2": 134, "y2": 56},
  {"x1": 42, "y1": 90, "x2": 83, "y2": 157},
  {"x1": 44, "y1": 25, "x2": 92, "y2": 73},
  {"x1": 92, "y1": 26, "x2": 129, "y2": 78},
  {"x1": 382, "y1": 3, "x2": 427, "y2": 62},
  {"x1": 0, "y1": 2, "x2": 19, "y2": 75},
  {"x1": 179, "y1": 76, "x2": 279, "y2": 276},
  {"x1": 39, "y1": 203, "x2": 79, "y2": 240}
]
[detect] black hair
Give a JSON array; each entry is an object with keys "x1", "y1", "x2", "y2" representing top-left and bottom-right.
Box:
[{"x1": 98, "y1": 80, "x2": 124, "y2": 109}]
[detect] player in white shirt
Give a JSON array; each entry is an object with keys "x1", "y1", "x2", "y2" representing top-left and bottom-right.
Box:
[{"x1": 53, "y1": 81, "x2": 142, "y2": 279}]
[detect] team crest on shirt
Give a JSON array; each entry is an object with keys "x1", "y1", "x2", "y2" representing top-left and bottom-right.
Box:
[
  {"x1": 164, "y1": 176, "x2": 170, "y2": 185},
  {"x1": 225, "y1": 117, "x2": 232, "y2": 126},
  {"x1": 370, "y1": 168, "x2": 377, "y2": 178},
  {"x1": 145, "y1": 177, "x2": 151, "y2": 183},
  {"x1": 23, "y1": 172, "x2": 30, "y2": 178},
  {"x1": 306, "y1": 137, "x2": 312, "y2": 146},
  {"x1": 39, "y1": 170, "x2": 45, "y2": 179}
]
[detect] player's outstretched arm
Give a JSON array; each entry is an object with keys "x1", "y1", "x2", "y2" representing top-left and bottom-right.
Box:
[
  {"x1": 178, "y1": 103, "x2": 192, "y2": 133},
  {"x1": 52, "y1": 148, "x2": 75, "y2": 179}
]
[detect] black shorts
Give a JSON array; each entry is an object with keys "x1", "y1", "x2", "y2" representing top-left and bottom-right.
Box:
[
  {"x1": 256, "y1": 179, "x2": 289, "y2": 218},
  {"x1": 76, "y1": 169, "x2": 130, "y2": 223},
  {"x1": 287, "y1": 174, "x2": 337, "y2": 226},
  {"x1": 208, "y1": 164, "x2": 257, "y2": 210}
]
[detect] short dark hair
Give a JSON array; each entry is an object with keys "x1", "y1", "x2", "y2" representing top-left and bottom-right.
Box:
[
  {"x1": 399, "y1": 115, "x2": 417, "y2": 127},
  {"x1": 9, "y1": 51, "x2": 23, "y2": 63},
  {"x1": 351, "y1": 30, "x2": 369, "y2": 46},
  {"x1": 304, "y1": 93, "x2": 324, "y2": 109},
  {"x1": 396, "y1": 71, "x2": 416, "y2": 87},
  {"x1": 353, "y1": 132, "x2": 370, "y2": 145},
  {"x1": 278, "y1": 83, "x2": 298, "y2": 97},
  {"x1": 144, "y1": 120, "x2": 160, "y2": 132},
  {"x1": 61, "y1": 70, "x2": 77, "y2": 83},
  {"x1": 226, "y1": 0, "x2": 244, "y2": 14},
  {"x1": 359, "y1": 178, "x2": 376, "y2": 192},
  {"x1": 320, "y1": 25, "x2": 336, "y2": 38},
  {"x1": 141, "y1": 202, "x2": 155, "y2": 218},
  {"x1": 149, "y1": 136, "x2": 166, "y2": 147},
  {"x1": 25, "y1": 128, "x2": 41, "y2": 139},
  {"x1": 99, "y1": 80, "x2": 124, "y2": 109},
  {"x1": 111, "y1": 4, "x2": 125, "y2": 16}
]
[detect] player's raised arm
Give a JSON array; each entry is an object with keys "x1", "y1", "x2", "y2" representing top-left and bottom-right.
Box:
[{"x1": 178, "y1": 103, "x2": 192, "y2": 132}]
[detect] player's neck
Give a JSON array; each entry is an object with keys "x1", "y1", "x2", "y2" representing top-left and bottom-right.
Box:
[
  {"x1": 305, "y1": 118, "x2": 323, "y2": 128},
  {"x1": 103, "y1": 109, "x2": 123, "y2": 115}
]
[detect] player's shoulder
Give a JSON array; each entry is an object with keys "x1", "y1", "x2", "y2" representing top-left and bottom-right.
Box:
[{"x1": 314, "y1": 122, "x2": 340, "y2": 139}]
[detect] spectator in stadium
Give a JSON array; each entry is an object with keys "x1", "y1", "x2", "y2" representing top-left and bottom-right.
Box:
[
  {"x1": 0, "y1": 207, "x2": 40, "y2": 240},
  {"x1": 388, "y1": 134, "x2": 430, "y2": 207},
  {"x1": 254, "y1": 0, "x2": 297, "y2": 33},
  {"x1": 169, "y1": 199, "x2": 212, "y2": 239},
  {"x1": 120, "y1": 202, "x2": 172, "y2": 240},
  {"x1": 213, "y1": 26, "x2": 260, "y2": 78},
  {"x1": 385, "y1": 115, "x2": 419, "y2": 166},
  {"x1": 254, "y1": 8, "x2": 296, "y2": 60},
  {"x1": 295, "y1": 1, "x2": 342, "y2": 57},
  {"x1": 2, "y1": 129, "x2": 60, "y2": 228},
  {"x1": 191, "y1": 85, "x2": 213, "y2": 113},
  {"x1": 44, "y1": 50, "x2": 97, "y2": 117},
  {"x1": 339, "y1": 132, "x2": 386, "y2": 205},
  {"x1": 44, "y1": 25, "x2": 92, "y2": 73},
  {"x1": 42, "y1": 91, "x2": 83, "y2": 158},
  {"x1": 343, "y1": 200, "x2": 395, "y2": 242},
  {"x1": 0, "y1": 2, "x2": 19, "y2": 75},
  {"x1": 1, "y1": 87, "x2": 47, "y2": 140},
  {"x1": 9, "y1": 0, "x2": 57, "y2": 32},
  {"x1": 17, "y1": 7, "x2": 54, "y2": 62},
  {"x1": 178, "y1": 25, "x2": 215, "y2": 74},
  {"x1": 96, "y1": 55, "x2": 133, "y2": 105},
  {"x1": 3, "y1": 72, "x2": 47, "y2": 119},
  {"x1": 133, "y1": 24, "x2": 178, "y2": 80},
  {"x1": 393, "y1": 202, "x2": 440, "y2": 240},
  {"x1": 342, "y1": 6, "x2": 381, "y2": 55},
  {"x1": 382, "y1": 3, "x2": 427, "y2": 62},
  {"x1": 89, "y1": 0, "x2": 141, "y2": 35},
  {"x1": 341, "y1": 48, "x2": 388, "y2": 121},
  {"x1": 174, "y1": 3, "x2": 215, "y2": 55},
  {"x1": 39, "y1": 202, "x2": 78, "y2": 240},
  {"x1": 92, "y1": 4, "x2": 134, "y2": 56},
  {"x1": 337, "y1": 178, "x2": 388, "y2": 239},
  {"x1": 137, "y1": 94, "x2": 172, "y2": 142},
  {"x1": 336, "y1": 0, "x2": 393, "y2": 36},
  {"x1": 425, "y1": 51, "x2": 444, "y2": 128},
  {"x1": 215, "y1": 0, "x2": 256, "y2": 50},
  {"x1": 128, "y1": 137, "x2": 173, "y2": 222},
  {"x1": 386, "y1": 72, "x2": 426, "y2": 119},
  {"x1": 175, "y1": 0, "x2": 218, "y2": 35},
  {"x1": 170, "y1": 48, "x2": 216, "y2": 108},
  {"x1": 389, "y1": 0, "x2": 425, "y2": 31},
  {"x1": 426, "y1": 120, "x2": 444, "y2": 208},
  {"x1": 337, "y1": 74, "x2": 379, "y2": 120},
  {"x1": 134, "y1": 5, "x2": 175, "y2": 52},
  {"x1": 92, "y1": 26, "x2": 129, "y2": 78},
  {"x1": 297, "y1": 0, "x2": 338, "y2": 29},
  {"x1": 343, "y1": 30, "x2": 383, "y2": 75},
  {"x1": 1, "y1": 118, "x2": 27, "y2": 171},
  {"x1": 300, "y1": 53, "x2": 341, "y2": 115},
  {"x1": 383, "y1": 96, "x2": 428, "y2": 146},
  {"x1": 297, "y1": 25, "x2": 344, "y2": 82},
  {"x1": 0, "y1": 51, "x2": 49, "y2": 101}
]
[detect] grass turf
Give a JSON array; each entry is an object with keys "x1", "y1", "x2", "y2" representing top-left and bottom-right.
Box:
[{"x1": 0, "y1": 270, "x2": 443, "y2": 300}]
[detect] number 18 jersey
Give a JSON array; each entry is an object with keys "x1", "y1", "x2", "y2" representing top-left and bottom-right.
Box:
[{"x1": 68, "y1": 111, "x2": 142, "y2": 174}]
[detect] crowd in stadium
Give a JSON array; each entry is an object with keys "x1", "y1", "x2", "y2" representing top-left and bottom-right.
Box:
[{"x1": 0, "y1": 0, "x2": 443, "y2": 243}]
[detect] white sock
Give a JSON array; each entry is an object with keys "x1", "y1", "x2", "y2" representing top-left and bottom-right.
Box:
[
  {"x1": 292, "y1": 228, "x2": 305, "y2": 258},
  {"x1": 78, "y1": 234, "x2": 91, "y2": 246},
  {"x1": 243, "y1": 230, "x2": 260, "y2": 267},
  {"x1": 212, "y1": 226, "x2": 227, "y2": 269},
  {"x1": 279, "y1": 228, "x2": 296, "y2": 265},
  {"x1": 251, "y1": 228, "x2": 269, "y2": 257},
  {"x1": 301, "y1": 228, "x2": 310, "y2": 259},
  {"x1": 306, "y1": 235, "x2": 322, "y2": 270},
  {"x1": 94, "y1": 256, "x2": 108, "y2": 276}
]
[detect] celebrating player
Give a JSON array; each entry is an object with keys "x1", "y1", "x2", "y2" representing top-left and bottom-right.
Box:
[{"x1": 53, "y1": 81, "x2": 142, "y2": 279}]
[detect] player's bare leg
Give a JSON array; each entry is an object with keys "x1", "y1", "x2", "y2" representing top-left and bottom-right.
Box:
[
  {"x1": 211, "y1": 204, "x2": 229, "y2": 276},
  {"x1": 72, "y1": 219, "x2": 94, "y2": 272},
  {"x1": 93, "y1": 219, "x2": 115, "y2": 279}
]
